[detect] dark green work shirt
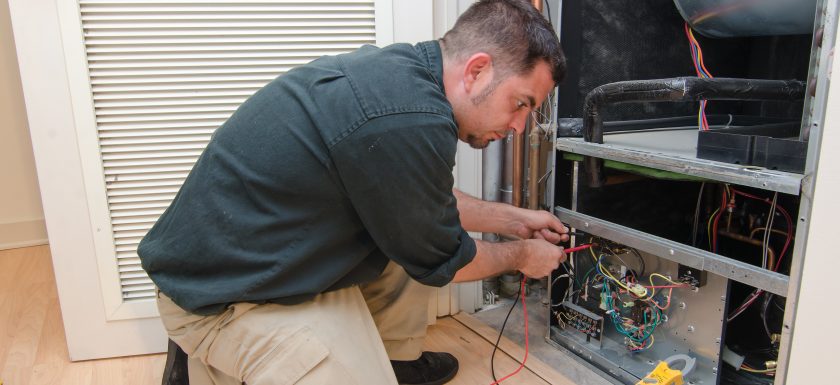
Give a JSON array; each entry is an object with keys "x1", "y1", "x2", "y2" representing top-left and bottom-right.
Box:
[{"x1": 138, "y1": 41, "x2": 477, "y2": 315}]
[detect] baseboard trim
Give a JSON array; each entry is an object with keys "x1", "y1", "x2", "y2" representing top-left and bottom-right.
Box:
[{"x1": 0, "y1": 219, "x2": 48, "y2": 251}]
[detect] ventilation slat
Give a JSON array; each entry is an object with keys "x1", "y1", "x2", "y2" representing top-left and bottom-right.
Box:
[{"x1": 79, "y1": 0, "x2": 376, "y2": 302}]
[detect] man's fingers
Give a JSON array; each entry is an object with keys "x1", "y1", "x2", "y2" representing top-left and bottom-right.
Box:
[
  {"x1": 540, "y1": 228, "x2": 563, "y2": 244},
  {"x1": 544, "y1": 214, "x2": 569, "y2": 234}
]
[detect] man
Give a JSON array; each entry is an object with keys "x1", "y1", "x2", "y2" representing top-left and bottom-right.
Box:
[{"x1": 139, "y1": 0, "x2": 567, "y2": 384}]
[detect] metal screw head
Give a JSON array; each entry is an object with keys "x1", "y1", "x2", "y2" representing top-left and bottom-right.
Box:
[
  {"x1": 679, "y1": 302, "x2": 687, "y2": 309},
  {"x1": 669, "y1": 249, "x2": 675, "y2": 255},
  {"x1": 687, "y1": 325, "x2": 695, "y2": 333},
  {"x1": 712, "y1": 367, "x2": 718, "y2": 373},
  {"x1": 584, "y1": 222, "x2": 590, "y2": 228}
]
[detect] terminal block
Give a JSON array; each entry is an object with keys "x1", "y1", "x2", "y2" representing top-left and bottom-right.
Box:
[{"x1": 557, "y1": 301, "x2": 605, "y2": 348}]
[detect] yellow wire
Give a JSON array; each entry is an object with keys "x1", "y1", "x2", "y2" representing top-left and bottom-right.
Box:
[
  {"x1": 589, "y1": 242, "x2": 599, "y2": 263},
  {"x1": 649, "y1": 273, "x2": 683, "y2": 286},
  {"x1": 740, "y1": 366, "x2": 776, "y2": 374},
  {"x1": 707, "y1": 207, "x2": 719, "y2": 250},
  {"x1": 598, "y1": 259, "x2": 633, "y2": 293},
  {"x1": 647, "y1": 273, "x2": 681, "y2": 300},
  {"x1": 590, "y1": 240, "x2": 650, "y2": 298}
]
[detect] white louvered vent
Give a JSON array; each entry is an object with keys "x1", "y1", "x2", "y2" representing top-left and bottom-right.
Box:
[{"x1": 78, "y1": 0, "x2": 377, "y2": 301}]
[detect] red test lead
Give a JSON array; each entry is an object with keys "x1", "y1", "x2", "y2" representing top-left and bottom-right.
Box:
[{"x1": 563, "y1": 243, "x2": 594, "y2": 254}]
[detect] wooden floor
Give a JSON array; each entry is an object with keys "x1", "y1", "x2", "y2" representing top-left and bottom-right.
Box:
[{"x1": 0, "y1": 245, "x2": 557, "y2": 385}]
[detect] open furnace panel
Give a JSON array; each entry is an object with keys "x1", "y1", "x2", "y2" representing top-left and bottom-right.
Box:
[{"x1": 545, "y1": 1, "x2": 835, "y2": 384}]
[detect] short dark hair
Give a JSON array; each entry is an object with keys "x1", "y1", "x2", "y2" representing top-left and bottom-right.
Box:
[{"x1": 441, "y1": 0, "x2": 566, "y2": 84}]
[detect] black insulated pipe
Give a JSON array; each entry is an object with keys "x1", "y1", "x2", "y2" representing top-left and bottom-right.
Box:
[{"x1": 581, "y1": 77, "x2": 805, "y2": 187}]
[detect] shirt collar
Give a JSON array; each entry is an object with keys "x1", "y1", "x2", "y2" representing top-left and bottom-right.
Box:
[{"x1": 415, "y1": 40, "x2": 445, "y2": 94}]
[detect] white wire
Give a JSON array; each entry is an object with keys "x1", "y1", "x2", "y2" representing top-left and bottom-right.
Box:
[{"x1": 762, "y1": 193, "x2": 778, "y2": 269}]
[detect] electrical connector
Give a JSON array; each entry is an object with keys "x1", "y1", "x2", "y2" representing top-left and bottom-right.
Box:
[{"x1": 629, "y1": 283, "x2": 648, "y2": 297}]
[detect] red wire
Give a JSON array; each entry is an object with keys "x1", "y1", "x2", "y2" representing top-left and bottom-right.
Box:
[
  {"x1": 729, "y1": 188, "x2": 794, "y2": 271},
  {"x1": 711, "y1": 187, "x2": 727, "y2": 251},
  {"x1": 684, "y1": 23, "x2": 703, "y2": 78},
  {"x1": 489, "y1": 278, "x2": 529, "y2": 385},
  {"x1": 726, "y1": 188, "x2": 795, "y2": 321}
]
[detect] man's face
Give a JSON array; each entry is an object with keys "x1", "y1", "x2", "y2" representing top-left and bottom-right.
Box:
[{"x1": 456, "y1": 61, "x2": 554, "y2": 149}]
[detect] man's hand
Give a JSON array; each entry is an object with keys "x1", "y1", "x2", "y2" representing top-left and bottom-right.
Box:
[
  {"x1": 452, "y1": 238, "x2": 568, "y2": 282},
  {"x1": 517, "y1": 239, "x2": 567, "y2": 278},
  {"x1": 454, "y1": 189, "x2": 570, "y2": 243},
  {"x1": 507, "y1": 209, "x2": 570, "y2": 244}
]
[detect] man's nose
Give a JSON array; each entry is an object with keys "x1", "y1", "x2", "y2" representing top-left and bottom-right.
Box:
[{"x1": 510, "y1": 112, "x2": 530, "y2": 134}]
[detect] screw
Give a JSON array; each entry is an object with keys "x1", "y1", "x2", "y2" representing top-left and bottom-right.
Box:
[
  {"x1": 688, "y1": 325, "x2": 695, "y2": 333},
  {"x1": 712, "y1": 367, "x2": 718, "y2": 373},
  {"x1": 679, "y1": 302, "x2": 687, "y2": 309},
  {"x1": 669, "y1": 249, "x2": 675, "y2": 255}
]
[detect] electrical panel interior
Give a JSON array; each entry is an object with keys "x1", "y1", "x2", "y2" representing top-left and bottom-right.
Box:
[{"x1": 540, "y1": 1, "x2": 833, "y2": 384}]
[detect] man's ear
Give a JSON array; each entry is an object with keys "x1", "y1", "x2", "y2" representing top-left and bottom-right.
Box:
[{"x1": 462, "y1": 52, "x2": 493, "y2": 94}]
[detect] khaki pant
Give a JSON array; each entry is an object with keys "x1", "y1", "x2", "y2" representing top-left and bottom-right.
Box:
[{"x1": 156, "y1": 262, "x2": 434, "y2": 385}]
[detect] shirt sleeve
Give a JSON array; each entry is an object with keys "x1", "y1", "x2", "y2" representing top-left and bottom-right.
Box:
[{"x1": 329, "y1": 112, "x2": 476, "y2": 287}]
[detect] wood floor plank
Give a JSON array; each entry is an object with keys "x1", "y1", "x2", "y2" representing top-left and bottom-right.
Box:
[
  {"x1": 30, "y1": 295, "x2": 67, "y2": 385},
  {"x1": 0, "y1": 247, "x2": 37, "y2": 367},
  {"x1": 453, "y1": 312, "x2": 579, "y2": 385},
  {"x1": 1, "y1": 280, "x2": 52, "y2": 385},
  {"x1": 424, "y1": 317, "x2": 550, "y2": 385},
  {"x1": 1, "y1": 247, "x2": 53, "y2": 385}
]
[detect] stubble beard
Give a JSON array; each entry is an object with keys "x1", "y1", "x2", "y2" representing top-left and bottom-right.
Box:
[
  {"x1": 466, "y1": 134, "x2": 491, "y2": 149},
  {"x1": 464, "y1": 80, "x2": 501, "y2": 149}
]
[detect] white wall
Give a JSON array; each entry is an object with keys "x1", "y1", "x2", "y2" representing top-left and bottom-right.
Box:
[
  {"x1": 0, "y1": 0, "x2": 46, "y2": 250},
  {"x1": 784, "y1": 17, "x2": 840, "y2": 383}
]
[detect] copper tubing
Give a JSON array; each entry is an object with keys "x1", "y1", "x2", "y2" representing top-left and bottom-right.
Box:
[
  {"x1": 512, "y1": 134, "x2": 524, "y2": 208},
  {"x1": 519, "y1": 0, "x2": 543, "y2": 209},
  {"x1": 718, "y1": 230, "x2": 778, "y2": 271},
  {"x1": 527, "y1": 121, "x2": 541, "y2": 209},
  {"x1": 749, "y1": 227, "x2": 789, "y2": 239}
]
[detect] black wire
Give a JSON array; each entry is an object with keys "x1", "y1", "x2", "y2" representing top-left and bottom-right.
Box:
[
  {"x1": 692, "y1": 182, "x2": 706, "y2": 247},
  {"x1": 490, "y1": 279, "x2": 522, "y2": 383},
  {"x1": 760, "y1": 293, "x2": 777, "y2": 339},
  {"x1": 629, "y1": 248, "x2": 646, "y2": 277},
  {"x1": 543, "y1": 0, "x2": 553, "y2": 26}
]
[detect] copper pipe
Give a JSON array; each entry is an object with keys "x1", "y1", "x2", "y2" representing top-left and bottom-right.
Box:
[
  {"x1": 749, "y1": 227, "x2": 789, "y2": 239},
  {"x1": 527, "y1": 120, "x2": 541, "y2": 209},
  {"x1": 502, "y1": 134, "x2": 514, "y2": 205},
  {"x1": 522, "y1": 0, "x2": 543, "y2": 209},
  {"x1": 718, "y1": 230, "x2": 777, "y2": 271},
  {"x1": 512, "y1": 133, "x2": 524, "y2": 208}
]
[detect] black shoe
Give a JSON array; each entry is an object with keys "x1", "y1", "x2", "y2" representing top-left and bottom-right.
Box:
[
  {"x1": 162, "y1": 339, "x2": 190, "y2": 385},
  {"x1": 391, "y1": 351, "x2": 459, "y2": 385}
]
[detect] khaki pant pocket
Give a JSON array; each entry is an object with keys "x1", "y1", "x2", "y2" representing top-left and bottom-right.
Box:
[{"x1": 205, "y1": 325, "x2": 330, "y2": 385}]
